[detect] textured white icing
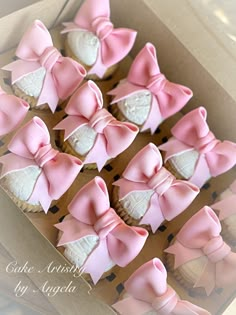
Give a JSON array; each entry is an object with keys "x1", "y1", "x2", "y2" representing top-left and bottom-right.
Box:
[
  {"x1": 117, "y1": 91, "x2": 152, "y2": 125},
  {"x1": 15, "y1": 67, "x2": 46, "y2": 98},
  {"x1": 1, "y1": 166, "x2": 41, "y2": 205},
  {"x1": 67, "y1": 31, "x2": 100, "y2": 66},
  {"x1": 64, "y1": 235, "x2": 115, "y2": 271},
  {"x1": 120, "y1": 190, "x2": 154, "y2": 220},
  {"x1": 178, "y1": 256, "x2": 208, "y2": 285},
  {"x1": 169, "y1": 150, "x2": 199, "y2": 179},
  {"x1": 68, "y1": 125, "x2": 97, "y2": 156}
]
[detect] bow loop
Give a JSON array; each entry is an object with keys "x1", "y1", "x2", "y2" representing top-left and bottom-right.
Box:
[
  {"x1": 39, "y1": 46, "x2": 61, "y2": 71},
  {"x1": 94, "y1": 208, "x2": 122, "y2": 239},
  {"x1": 147, "y1": 167, "x2": 174, "y2": 195},
  {"x1": 88, "y1": 108, "x2": 114, "y2": 133},
  {"x1": 203, "y1": 236, "x2": 231, "y2": 263},
  {"x1": 147, "y1": 73, "x2": 167, "y2": 94},
  {"x1": 34, "y1": 144, "x2": 58, "y2": 168},
  {"x1": 151, "y1": 287, "x2": 178, "y2": 315},
  {"x1": 92, "y1": 17, "x2": 113, "y2": 41}
]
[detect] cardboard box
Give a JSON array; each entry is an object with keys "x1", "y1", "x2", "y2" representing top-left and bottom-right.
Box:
[{"x1": 0, "y1": 1, "x2": 235, "y2": 314}]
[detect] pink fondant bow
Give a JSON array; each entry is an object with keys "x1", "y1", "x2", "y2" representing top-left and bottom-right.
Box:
[
  {"x1": 108, "y1": 43, "x2": 193, "y2": 133},
  {"x1": 55, "y1": 177, "x2": 148, "y2": 284},
  {"x1": 62, "y1": 0, "x2": 137, "y2": 77},
  {"x1": 113, "y1": 258, "x2": 210, "y2": 315},
  {"x1": 0, "y1": 117, "x2": 83, "y2": 212},
  {"x1": 159, "y1": 107, "x2": 236, "y2": 187},
  {"x1": 0, "y1": 86, "x2": 29, "y2": 136},
  {"x1": 54, "y1": 80, "x2": 139, "y2": 171},
  {"x1": 211, "y1": 180, "x2": 236, "y2": 221},
  {"x1": 114, "y1": 143, "x2": 199, "y2": 233},
  {"x1": 165, "y1": 206, "x2": 236, "y2": 295},
  {"x1": 2, "y1": 20, "x2": 86, "y2": 112}
]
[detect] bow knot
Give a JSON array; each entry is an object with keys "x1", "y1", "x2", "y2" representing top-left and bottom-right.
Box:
[
  {"x1": 151, "y1": 287, "x2": 178, "y2": 315},
  {"x1": 94, "y1": 208, "x2": 122, "y2": 239},
  {"x1": 88, "y1": 108, "x2": 114, "y2": 133},
  {"x1": 147, "y1": 167, "x2": 174, "y2": 195},
  {"x1": 195, "y1": 131, "x2": 219, "y2": 154},
  {"x1": 39, "y1": 46, "x2": 61, "y2": 71},
  {"x1": 34, "y1": 144, "x2": 58, "y2": 168},
  {"x1": 147, "y1": 73, "x2": 167, "y2": 94},
  {"x1": 92, "y1": 16, "x2": 114, "y2": 41},
  {"x1": 203, "y1": 236, "x2": 231, "y2": 263}
]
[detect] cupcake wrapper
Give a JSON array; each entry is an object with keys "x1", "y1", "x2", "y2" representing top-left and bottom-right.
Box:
[
  {"x1": 65, "y1": 38, "x2": 119, "y2": 81},
  {"x1": 111, "y1": 185, "x2": 152, "y2": 232},
  {"x1": 165, "y1": 237, "x2": 211, "y2": 297}
]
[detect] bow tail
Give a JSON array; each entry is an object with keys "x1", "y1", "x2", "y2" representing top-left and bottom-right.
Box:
[
  {"x1": 37, "y1": 72, "x2": 59, "y2": 112},
  {"x1": 141, "y1": 96, "x2": 163, "y2": 134},
  {"x1": 189, "y1": 154, "x2": 211, "y2": 188},
  {"x1": 158, "y1": 138, "x2": 193, "y2": 161},
  {"x1": 82, "y1": 238, "x2": 113, "y2": 284},
  {"x1": 61, "y1": 22, "x2": 83, "y2": 34},
  {"x1": 174, "y1": 300, "x2": 210, "y2": 315},
  {"x1": 27, "y1": 172, "x2": 52, "y2": 213},
  {"x1": 193, "y1": 261, "x2": 216, "y2": 296},
  {"x1": 88, "y1": 48, "x2": 108, "y2": 78},
  {"x1": 139, "y1": 193, "x2": 165, "y2": 233},
  {"x1": 84, "y1": 134, "x2": 110, "y2": 171},
  {"x1": 2, "y1": 60, "x2": 40, "y2": 84},
  {"x1": 112, "y1": 296, "x2": 152, "y2": 315},
  {"x1": 0, "y1": 153, "x2": 35, "y2": 178},
  {"x1": 211, "y1": 195, "x2": 236, "y2": 220}
]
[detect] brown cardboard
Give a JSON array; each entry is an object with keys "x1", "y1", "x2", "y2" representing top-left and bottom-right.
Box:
[{"x1": 0, "y1": 1, "x2": 236, "y2": 314}]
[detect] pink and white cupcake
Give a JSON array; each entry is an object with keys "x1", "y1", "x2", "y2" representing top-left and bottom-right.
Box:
[
  {"x1": 211, "y1": 180, "x2": 236, "y2": 250},
  {"x1": 112, "y1": 143, "x2": 199, "y2": 233},
  {"x1": 108, "y1": 43, "x2": 193, "y2": 134},
  {"x1": 0, "y1": 86, "x2": 29, "y2": 136},
  {"x1": 2, "y1": 20, "x2": 86, "y2": 112},
  {"x1": 55, "y1": 177, "x2": 148, "y2": 284},
  {"x1": 165, "y1": 206, "x2": 236, "y2": 296},
  {"x1": 54, "y1": 80, "x2": 139, "y2": 171},
  {"x1": 159, "y1": 107, "x2": 236, "y2": 188},
  {"x1": 113, "y1": 258, "x2": 210, "y2": 315},
  {"x1": 0, "y1": 117, "x2": 83, "y2": 213},
  {"x1": 62, "y1": 0, "x2": 137, "y2": 80}
]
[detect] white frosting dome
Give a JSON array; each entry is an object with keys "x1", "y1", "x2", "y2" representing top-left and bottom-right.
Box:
[
  {"x1": 120, "y1": 190, "x2": 153, "y2": 220},
  {"x1": 169, "y1": 149, "x2": 199, "y2": 179},
  {"x1": 67, "y1": 30, "x2": 100, "y2": 66},
  {"x1": 117, "y1": 91, "x2": 152, "y2": 125},
  {"x1": 15, "y1": 67, "x2": 46, "y2": 98},
  {"x1": 1, "y1": 166, "x2": 41, "y2": 205},
  {"x1": 68, "y1": 125, "x2": 97, "y2": 156},
  {"x1": 178, "y1": 256, "x2": 208, "y2": 285}
]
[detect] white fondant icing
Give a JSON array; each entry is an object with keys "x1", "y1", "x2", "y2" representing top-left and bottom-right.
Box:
[
  {"x1": 15, "y1": 67, "x2": 46, "y2": 98},
  {"x1": 67, "y1": 31, "x2": 100, "y2": 66},
  {"x1": 117, "y1": 91, "x2": 152, "y2": 125},
  {"x1": 178, "y1": 256, "x2": 208, "y2": 285},
  {"x1": 169, "y1": 150, "x2": 199, "y2": 179},
  {"x1": 64, "y1": 235, "x2": 115, "y2": 271},
  {"x1": 120, "y1": 190, "x2": 153, "y2": 220},
  {"x1": 1, "y1": 166, "x2": 41, "y2": 205},
  {"x1": 68, "y1": 125, "x2": 97, "y2": 156}
]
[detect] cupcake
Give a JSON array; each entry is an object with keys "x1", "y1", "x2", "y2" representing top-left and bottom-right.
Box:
[
  {"x1": 0, "y1": 117, "x2": 83, "y2": 213},
  {"x1": 2, "y1": 20, "x2": 86, "y2": 112},
  {"x1": 159, "y1": 107, "x2": 236, "y2": 188},
  {"x1": 55, "y1": 177, "x2": 148, "y2": 284},
  {"x1": 211, "y1": 180, "x2": 236, "y2": 249},
  {"x1": 54, "y1": 80, "x2": 139, "y2": 171},
  {"x1": 108, "y1": 43, "x2": 193, "y2": 134},
  {"x1": 112, "y1": 143, "x2": 199, "y2": 233},
  {"x1": 0, "y1": 86, "x2": 29, "y2": 136},
  {"x1": 61, "y1": 0, "x2": 137, "y2": 80},
  {"x1": 113, "y1": 258, "x2": 210, "y2": 315},
  {"x1": 165, "y1": 206, "x2": 236, "y2": 296}
]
